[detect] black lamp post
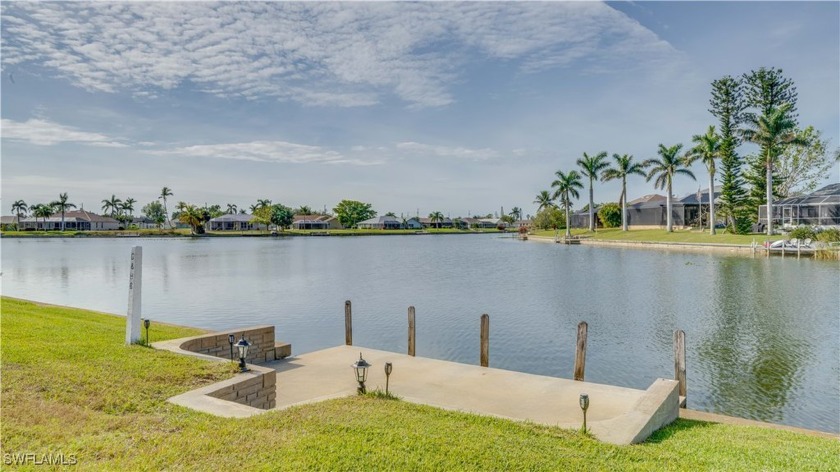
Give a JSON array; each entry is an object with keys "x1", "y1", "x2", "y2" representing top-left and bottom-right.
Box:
[
  {"x1": 384, "y1": 362, "x2": 393, "y2": 395},
  {"x1": 143, "y1": 319, "x2": 151, "y2": 345},
  {"x1": 351, "y1": 353, "x2": 371, "y2": 394},
  {"x1": 228, "y1": 334, "x2": 235, "y2": 361},
  {"x1": 579, "y1": 393, "x2": 590, "y2": 433},
  {"x1": 235, "y1": 336, "x2": 251, "y2": 372}
]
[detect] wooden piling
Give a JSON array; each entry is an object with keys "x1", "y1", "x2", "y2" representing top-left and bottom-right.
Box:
[
  {"x1": 674, "y1": 329, "x2": 686, "y2": 402},
  {"x1": 408, "y1": 306, "x2": 416, "y2": 357},
  {"x1": 574, "y1": 321, "x2": 588, "y2": 381},
  {"x1": 480, "y1": 314, "x2": 489, "y2": 367},
  {"x1": 344, "y1": 300, "x2": 352, "y2": 346}
]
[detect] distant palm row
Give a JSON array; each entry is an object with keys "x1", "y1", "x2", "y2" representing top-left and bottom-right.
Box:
[{"x1": 537, "y1": 67, "x2": 819, "y2": 237}]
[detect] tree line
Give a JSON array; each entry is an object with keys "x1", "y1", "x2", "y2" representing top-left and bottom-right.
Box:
[{"x1": 536, "y1": 67, "x2": 836, "y2": 237}]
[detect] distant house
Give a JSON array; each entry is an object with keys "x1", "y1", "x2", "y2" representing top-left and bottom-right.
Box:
[
  {"x1": 418, "y1": 217, "x2": 453, "y2": 228},
  {"x1": 1, "y1": 216, "x2": 19, "y2": 229},
  {"x1": 624, "y1": 188, "x2": 721, "y2": 229},
  {"x1": 404, "y1": 218, "x2": 424, "y2": 229},
  {"x1": 208, "y1": 213, "x2": 256, "y2": 231},
  {"x1": 357, "y1": 215, "x2": 402, "y2": 229},
  {"x1": 291, "y1": 214, "x2": 343, "y2": 230},
  {"x1": 131, "y1": 216, "x2": 158, "y2": 229},
  {"x1": 476, "y1": 218, "x2": 503, "y2": 229},
  {"x1": 759, "y1": 183, "x2": 840, "y2": 228},
  {"x1": 19, "y1": 210, "x2": 119, "y2": 231},
  {"x1": 167, "y1": 219, "x2": 191, "y2": 230},
  {"x1": 571, "y1": 209, "x2": 599, "y2": 229}
]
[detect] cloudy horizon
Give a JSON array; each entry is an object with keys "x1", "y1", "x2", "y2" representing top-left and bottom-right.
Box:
[{"x1": 2, "y1": 1, "x2": 838, "y2": 218}]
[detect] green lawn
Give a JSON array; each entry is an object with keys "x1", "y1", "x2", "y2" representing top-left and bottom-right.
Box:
[
  {"x1": 2, "y1": 297, "x2": 837, "y2": 470},
  {"x1": 1, "y1": 228, "x2": 502, "y2": 238},
  {"x1": 532, "y1": 228, "x2": 766, "y2": 245}
]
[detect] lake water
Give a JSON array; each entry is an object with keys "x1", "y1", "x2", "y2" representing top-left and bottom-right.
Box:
[{"x1": 2, "y1": 235, "x2": 838, "y2": 433}]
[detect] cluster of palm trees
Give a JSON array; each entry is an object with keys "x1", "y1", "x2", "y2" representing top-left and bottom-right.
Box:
[
  {"x1": 536, "y1": 144, "x2": 702, "y2": 237},
  {"x1": 10, "y1": 193, "x2": 79, "y2": 231},
  {"x1": 101, "y1": 194, "x2": 138, "y2": 227}
]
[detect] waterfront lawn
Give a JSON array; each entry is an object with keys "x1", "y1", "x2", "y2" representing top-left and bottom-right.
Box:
[
  {"x1": 532, "y1": 228, "x2": 763, "y2": 245},
  {"x1": 2, "y1": 297, "x2": 837, "y2": 470}
]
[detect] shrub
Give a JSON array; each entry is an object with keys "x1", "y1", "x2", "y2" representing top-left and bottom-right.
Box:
[
  {"x1": 816, "y1": 228, "x2": 840, "y2": 243},
  {"x1": 597, "y1": 203, "x2": 621, "y2": 228},
  {"x1": 532, "y1": 207, "x2": 565, "y2": 230},
  {"x1": 789, "y1": 226, "x2": 817, "y2": 240}
]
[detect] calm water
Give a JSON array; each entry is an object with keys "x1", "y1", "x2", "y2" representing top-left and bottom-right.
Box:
[{"x1": 2, "y1": 235, "x2": 838, "y2": 433}]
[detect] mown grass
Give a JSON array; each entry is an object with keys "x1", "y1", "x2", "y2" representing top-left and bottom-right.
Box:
[
  {"x1": 532, "y1": 228, "x2": 764, "y2": 245},
  {"x1": 2, "y1": 297, "x2": 837, "y2": 470}
]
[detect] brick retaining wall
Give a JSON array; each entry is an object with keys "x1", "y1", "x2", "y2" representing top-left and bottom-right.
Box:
[
  {"x1": 179, "y1": 325, "x2": 288, "y2": 364},
  {"x1": 209, "y1": 369, "x2": 277, "y2": 409}
]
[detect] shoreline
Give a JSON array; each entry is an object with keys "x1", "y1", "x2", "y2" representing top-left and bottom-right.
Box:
[
  {"x1": 0, "y1": 230, "x2": 504, "y2": 239},
  {"x1": 528, "y1": 235, "x2": 757, "y2": 254}
]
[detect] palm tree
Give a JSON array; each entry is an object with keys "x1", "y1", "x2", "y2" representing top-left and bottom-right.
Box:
[
  {"x1": 178, "y1": 204, "x2": 205, "y2": 235},
  {"x1": 533, "y1": 190, "x2": 555, "y2": 213},
  {"x1": 509, "y1": 207, "x2": 522, "y2": 222},
  {"x1": 576, "y1": 151, "x2": 610, "y2": 232},
  {"x1": 121, "y1": 197, "x2": 137, "y2": 227},
  {"x1": 601, "y1": 154, "x2": 648, "y2": 231},
  {"x1": 256, "y1": 199, "x2": 272, "y2": 209},
  {"x1": 645, "y1": 144, "x2": 696, "y2": 232},
  {"x1": 11, "y1": 200, "x2": 28, "y2": 229},
  {"x1": 101, "y1": 195, "x2": 122, "y2": 218},
  {"x1": 160, "y1": 187, "x2": 174, "y2": 228},
  {"x1": 740, "y1": 103, "x2": 806, "y2": 236},
  {"x1": 687, "y1": 126, "x2": 721, "y2": 235},
  {"x1": 551, "y1": 170, "x2": 584, "y2": 238},
  {"x1": 429, "y1": 211, "x2": 444, "y2": 228},
  {"x1": 295, "y1": 205, "x2": 312, "y2": 215},
  {"x1": 49, "y1": 193, "x2": 77, "y2": 231},
  {"x1": 31, "y1": 203, "x2": 55, "y2": 230},
  {"x1": 226, "y1": 203, "x2": 237, "y2": 214}
]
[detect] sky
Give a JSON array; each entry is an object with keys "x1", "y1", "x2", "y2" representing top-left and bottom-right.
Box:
[{"x1": 2, "y1": 1, "x2": 838, "y2": 219}]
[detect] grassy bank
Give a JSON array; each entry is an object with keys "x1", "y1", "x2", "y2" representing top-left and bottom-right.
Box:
[
  {"x1": 2, "y1": 298, "x2": 837, "y2": 470},
  {"x1": 532, "y1": 228, "x2": 763, "y2": 245}
]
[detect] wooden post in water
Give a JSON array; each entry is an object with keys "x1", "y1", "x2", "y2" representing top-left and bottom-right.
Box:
[
  {"x1": 344, "y1": 300, "x2": 352, "y2": 346},
  {"x1": 674, "y1": 329, "x2": 687, "y2": 402},
  {"x1": 408, "y1": 306, "x2": 416, "y2": 357},
  {"x1": 573, "y1": 321, "x2": 588, "y2": 381},
  {"x1": 480, "y1": 314, "x2": 489, "y2": 367}
]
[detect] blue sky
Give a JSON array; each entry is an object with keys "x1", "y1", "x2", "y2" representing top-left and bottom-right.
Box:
[{"x1": 2, "y1": 1, "x2": 838, "y2": 218}]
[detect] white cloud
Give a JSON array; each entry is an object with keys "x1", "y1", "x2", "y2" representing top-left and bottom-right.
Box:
[
  {"x1": 1, "y1": 118, "x2": 127, "y2": 147},
  {"x1": 396, "y1": 142, "x2": 499, "y2": 161},
  {"x1": 1, "y1": 2, "x2": 679, "y2": 107},
  {"x1": 148, "y1": 140, "x2": 380, "y2": 166}
]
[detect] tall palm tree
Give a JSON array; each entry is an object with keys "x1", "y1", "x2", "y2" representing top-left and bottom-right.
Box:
[
  {"x1": 226, "y1": 203, "x2": 237, "y2": 214},
  {"x1": 50, "y1": 193, "x2": 77, "y2": 231},
  {"x1": 31, "y1": 203, "x2": 55, "y2": 230},
  {"x1": 740, "y1": 103, "x2": 806, "y2": 236},
  {"x1": 296, "y1": 205, "x2": 312, "y2": 215},
  {"x1": 122, "y1": 197, "x2": 137, "y2": 227},
  {"x1": 687, "y1": 126, "x2": 721, "y2": 235},
  {"x1": 509, "y1": 207, "x2": 522, "y2": 222},
  {"x1": 11, "y1": 200, "x2": 28, "y2": 229},
  {"x1": 645, "y1": 144, "x2": 696, "y2": 232},
  {"x1": 160, "y1": 187, "x2": 174, "y2": 228},
  {"x1": 429, "y1": 211, "x2": 444, "y2": 228},
  {"x1": 533, "y1": 190, "x2": 555, "y2": 213},
  {"x1": 256, "y1": 199, "x2": 272, "y2": 209},
  {"x1": 551, "y1": 170, "x2": 584, "y2": 238},
  {"x1": 576, "y1": 151, "x2": 610, "y2": 232},
  {"x1": 178, "y1": 204, "x2": 204, "y2": 235},
  {"x1": 101, "y1": 195, "x2": 122, "y2": 218},
  {"x1": 601, "y1": 154, "x2": 648, "y2": 231}
]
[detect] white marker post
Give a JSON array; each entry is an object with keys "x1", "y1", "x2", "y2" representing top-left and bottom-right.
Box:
[{"x1": 126, "y1": 246, "x2": 143, "y2": 345}]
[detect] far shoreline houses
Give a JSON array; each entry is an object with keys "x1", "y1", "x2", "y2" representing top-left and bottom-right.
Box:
[{"x1": 6, "y1": 184, "x2": 838, "y2": 232}]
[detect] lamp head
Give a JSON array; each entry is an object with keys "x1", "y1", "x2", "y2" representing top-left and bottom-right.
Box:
[
  {"x1": 351, "y1": 353, "x2": 371, "y2": 383},
  {"x1": 235, "y1": 336, "x2": 251, "y2": 359},
  {"x1": 143, "y1": 319, "x2": 151, "y2": 329},
  {"x1": 579, "y1": 393, "x2": 590, "y2": 412},
  {"x1": 384, "y1": 362, "x2": 393, "y2": 376}
]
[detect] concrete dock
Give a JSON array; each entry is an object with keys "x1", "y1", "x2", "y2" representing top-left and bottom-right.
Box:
[{"x1": 162, "y1": 342, "x2": 679, "y2": 445}]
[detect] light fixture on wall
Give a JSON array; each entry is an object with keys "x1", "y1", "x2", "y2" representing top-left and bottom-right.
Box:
[{"x1": 236, "y1": 336, "x2": 251, "y2": 372}]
